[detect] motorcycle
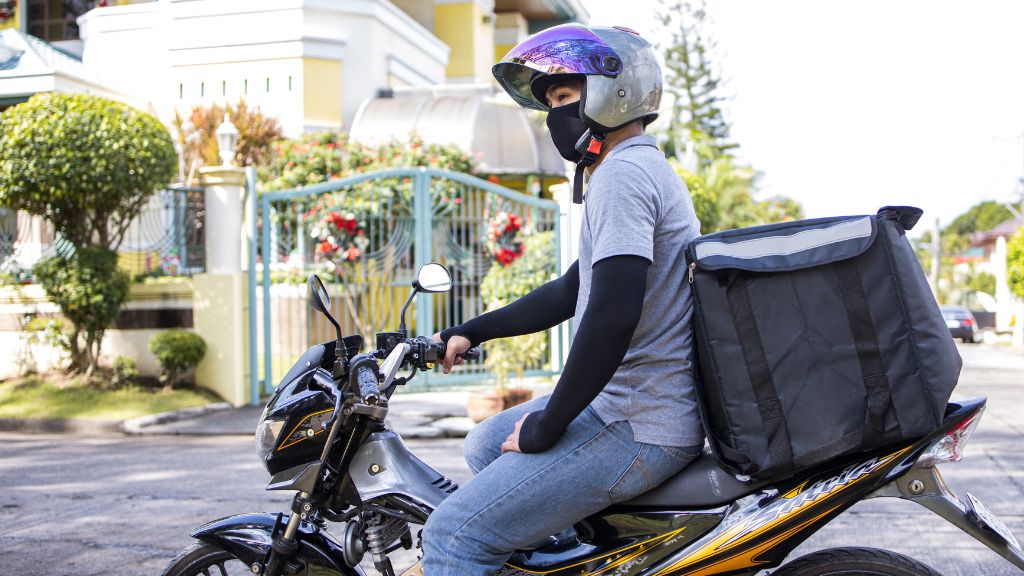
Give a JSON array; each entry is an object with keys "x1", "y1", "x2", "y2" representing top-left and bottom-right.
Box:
[{"x1": 162, "y1": 263, "x2": 1024, "y2": 576}]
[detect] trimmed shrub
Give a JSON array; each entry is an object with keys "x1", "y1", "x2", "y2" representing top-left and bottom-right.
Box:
[
  {"x1": 149, "y1": 330, "x2": 207, "y2": 389},
  {"x1": 111, "y1": 356, "x2": 140, "y2": 389}
]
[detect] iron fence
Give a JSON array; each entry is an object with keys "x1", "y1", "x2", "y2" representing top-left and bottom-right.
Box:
[
  {"x1": 249, "y1": 168, "x2": 563, "y2": 398},
  {"x1": 0, "y1": 186, "x2": 205, "y2": 281}
]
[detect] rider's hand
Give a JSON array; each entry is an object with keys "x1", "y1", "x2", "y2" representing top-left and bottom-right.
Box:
[
  {"x1": 431, "y1": 332, "x2": 469, "y2": 374},
  {"x1": 501, "y1": 414, "x2": 528, "y2": 454}
]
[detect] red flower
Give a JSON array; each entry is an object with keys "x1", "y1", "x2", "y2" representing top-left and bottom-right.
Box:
[
  {"x1": 487, "y1": 175, "x2": 500, "y2": 184},
  {"x1": 317, "y1": 240, "x2": 334, "y2": 254},
  {"x1": 454, "y1": 198, "x2": 462, "y2": 205},
  {"x1": 345, "y1": 247, "x2": 361, "y2": 261},
  {"x1": 344, "y1": 217, "x2": 357, "y2": 235}
]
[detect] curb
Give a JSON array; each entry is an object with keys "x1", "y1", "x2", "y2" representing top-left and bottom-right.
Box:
[
  {"x1": 0, "y1": 402, "x2": 232, "y2": 436},
  {"x1": 122, "y1": 402, "x2": 233, "y2": 434},
  {"x1": 0, "y1": 417, "x2": 125, "y2": 434}
]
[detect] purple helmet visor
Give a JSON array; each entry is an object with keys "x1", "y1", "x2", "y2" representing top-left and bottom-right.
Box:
[{"x1": 492, "y1": 23, "x2": 621, "y2": 110}]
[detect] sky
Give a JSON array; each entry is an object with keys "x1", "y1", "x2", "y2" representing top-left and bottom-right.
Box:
[{"x1": 581, "y1": 0, "x2": 1024, "y2": 232}]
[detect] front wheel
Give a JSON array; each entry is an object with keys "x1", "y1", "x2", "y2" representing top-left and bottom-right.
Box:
[
  {"x1": 771, "y1": 547, "x2": 943, "y2": 576},
  {"x1": 161, "y1": 541, "x2": 256, "y2": 576}
]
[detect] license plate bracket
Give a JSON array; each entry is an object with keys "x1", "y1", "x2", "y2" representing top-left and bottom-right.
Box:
[{"x1": 965, "y1": 492, "x2": 1022, "y2": 551}]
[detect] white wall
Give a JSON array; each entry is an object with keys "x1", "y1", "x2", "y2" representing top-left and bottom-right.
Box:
[{"x1": 78, "y1": 0, "x2": 448, "y2": 135}]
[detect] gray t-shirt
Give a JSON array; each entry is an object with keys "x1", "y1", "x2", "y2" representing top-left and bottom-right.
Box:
[{"x1": 578, "y1": 135, "x2": 703, "y2": 447}]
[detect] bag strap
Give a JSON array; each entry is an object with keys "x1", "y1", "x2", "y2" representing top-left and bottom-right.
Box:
[
  {"x1": 725, "y1": 271, "x2": 794, "y2": 482},
  {"x1": 834, "y1": 259, "x2": 899, "y2": 447}
]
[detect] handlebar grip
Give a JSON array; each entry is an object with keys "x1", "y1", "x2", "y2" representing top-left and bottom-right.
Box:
[
  {"x1": 356, "y1": 360, "x2": 380, "y2": 401},
  {"x1": 459, "y1": 347, "x2": 482, "y2": 361}
]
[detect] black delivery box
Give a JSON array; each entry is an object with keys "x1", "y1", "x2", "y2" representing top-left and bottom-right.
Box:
[{"x1": 687, "y1": 206, "x2": 961, "y2": 483}]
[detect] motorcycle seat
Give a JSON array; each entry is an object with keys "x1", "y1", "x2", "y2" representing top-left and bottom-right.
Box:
[{"x1": 621, "y1": 449, "x2": 770, "y2": 509}]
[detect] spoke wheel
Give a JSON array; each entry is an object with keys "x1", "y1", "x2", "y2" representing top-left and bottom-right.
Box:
[
  {"x1": 161, "y1": 541, "x2": 254, "y2": 576},
  {"x1": 771, "y1": 547, "x2": 943, "y2": 576}
]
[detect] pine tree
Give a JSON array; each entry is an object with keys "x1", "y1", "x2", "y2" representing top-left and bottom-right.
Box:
[{"x1": 658, "y1": 0, "x2": 734, "y2": 160}]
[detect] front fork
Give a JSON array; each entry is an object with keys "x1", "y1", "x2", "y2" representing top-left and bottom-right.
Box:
[
  {"x1": 263, "y1": 492, "x2": 313, "y2": 576},
  {"x1": 869, "y1": 465, "x2": 1024, "y2": 570}
]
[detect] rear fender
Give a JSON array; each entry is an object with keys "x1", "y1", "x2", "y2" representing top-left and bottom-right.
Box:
[
  {"x1": 871, "y1": 462, "x2": 1024, "y2": 570},
  {"x1": 191, "y1": 513, "x2": 364, "y2": 575}
]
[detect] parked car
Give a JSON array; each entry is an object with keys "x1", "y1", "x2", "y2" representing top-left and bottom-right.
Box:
[{"x1": 940, "y1": 305, "x2": 981, "y2": 343}]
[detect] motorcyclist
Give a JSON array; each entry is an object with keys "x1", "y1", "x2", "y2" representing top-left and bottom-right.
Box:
[{"x1": 424, "y1": 23, "x2": 704, "y2": 575}]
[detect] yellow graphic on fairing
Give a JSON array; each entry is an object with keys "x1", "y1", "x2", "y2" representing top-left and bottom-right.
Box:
[
  {"x1": 651, "y1": 446, "x2": 912, "y2": 576},
  {"x1": 277, "y1": 409, "x2": 332, "y2": 450},
  {"x1": 506, "y1": 528, "x2": 686, "y2": 575}
]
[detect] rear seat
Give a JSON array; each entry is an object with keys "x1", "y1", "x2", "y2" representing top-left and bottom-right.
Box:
[{"x1": 622, "y1": 449, "x2": 770, "y2": 508}]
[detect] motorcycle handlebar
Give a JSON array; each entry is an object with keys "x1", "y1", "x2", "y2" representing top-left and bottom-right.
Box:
[
  {"x1": 348, "y1": 356, "x2": 380, "y2": 405},
  {"x1": 434, "y1": 341, "x2": 482, "y2": 362}
]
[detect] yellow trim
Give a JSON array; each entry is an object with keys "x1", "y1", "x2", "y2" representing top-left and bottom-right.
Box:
[
  {"x1": 303, "y1": 58, "x2": 342, "y2": 128},
  {"x1": 506, "y1": 528, "x2": 685, "y2": 575},
  {"x1": 277, "y1": 409, "x2": 333, "y2": 450},
  {"x1": 652, "y1": 446, "x2": 913, "y2": 576},
  {"x1": 494, "y1": 43, "x2": 516, "y2": 65},
  {"x1": 433, "y1": 2, "x2": 479, "y2": 78}
]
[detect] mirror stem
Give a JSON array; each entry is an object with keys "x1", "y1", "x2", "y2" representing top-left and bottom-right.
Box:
[{"x1": 398, "y1": 288, "x2": 417, "y2": 336}]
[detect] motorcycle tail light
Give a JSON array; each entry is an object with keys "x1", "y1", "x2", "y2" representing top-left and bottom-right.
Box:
[{"x1": 919, "y1": 407, "x2": 984, "y2": 467}]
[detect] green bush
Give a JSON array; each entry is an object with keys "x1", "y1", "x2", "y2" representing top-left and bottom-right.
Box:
[
  {"x1": 149, "y1": 330, "x2": 207, "y2": 389},
  {"x1": 1008, "y1": 230, "x2": 1024, "y2": 301},
  {"x1": 34, "y1": 249, "x2": 131, "y2": 377},
  {"x1": 1, "y1": 92, "x2": 177, "y2": 375},
  {"x1": 111, "y1": 356, "x2": 140, "y2": 389},
  {"x1": 479, "y1": 231, "x2": 556, "y2": 388}
]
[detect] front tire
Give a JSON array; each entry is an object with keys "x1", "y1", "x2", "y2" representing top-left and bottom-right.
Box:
[
  {"x1": 771, "y1": 547, "x2": 943, "y2": 576},
  {"x1": 161, "y1": 541, "x2": 254, "y2": 576}
]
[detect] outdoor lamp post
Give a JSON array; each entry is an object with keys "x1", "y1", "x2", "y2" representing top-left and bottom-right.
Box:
[{"x1": 215, "y1": 114, "x2": 239, "y2": 166}]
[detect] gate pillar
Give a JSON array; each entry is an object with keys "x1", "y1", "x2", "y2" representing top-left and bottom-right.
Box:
[{"x1": 194, "y1": 165, "x2": 248, "y2": 406}]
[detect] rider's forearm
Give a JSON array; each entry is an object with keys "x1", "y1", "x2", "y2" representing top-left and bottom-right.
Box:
[
  {"x1": 439, "y1": 260, "x2": 580, "y2": 347},
  {"x1": 517, "y1": 255, "x2": 649, "y2": 454}
]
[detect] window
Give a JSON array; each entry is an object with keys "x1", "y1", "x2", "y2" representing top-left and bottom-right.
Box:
[{"x1": 27, "y1": 0, "x2": 102, "y2": 42}]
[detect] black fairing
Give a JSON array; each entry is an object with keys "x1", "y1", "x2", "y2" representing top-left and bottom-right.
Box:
[
  {"x1": 262, "y1": 348, "x2": 340, "y2": 476},
  {"x1": 192, "y1": 513, "x2": 364, "y2": 575}
]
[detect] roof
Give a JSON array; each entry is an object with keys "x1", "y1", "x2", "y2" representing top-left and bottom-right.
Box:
[
  {"x1": 970, "y1": 217, "x2": 1022, "y2": 247},
  {"x1": 349, "y1": 85, "x2": 568, "y2": 176},
  {"x1": 0, "y1": 29, "x2": 91, "y2": 79}
]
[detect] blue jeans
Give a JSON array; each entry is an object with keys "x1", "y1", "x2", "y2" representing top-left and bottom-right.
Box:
[{"x1": 421, "y1": 395, "x2": 701, "y2": 575}]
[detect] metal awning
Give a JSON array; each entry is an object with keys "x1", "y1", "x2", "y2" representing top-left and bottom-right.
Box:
[{"x1": 349, "y1": 84, "x2": 568, "y2": 176}]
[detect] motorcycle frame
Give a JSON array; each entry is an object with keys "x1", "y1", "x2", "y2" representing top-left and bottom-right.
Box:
[{"x1": 193, "y1": 394, "x2": 1024, "y2": 576}]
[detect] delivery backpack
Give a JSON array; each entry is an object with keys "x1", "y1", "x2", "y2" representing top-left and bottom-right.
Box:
[{"x1": 687, "y1": 206, "x2": 962, "y2": 483}]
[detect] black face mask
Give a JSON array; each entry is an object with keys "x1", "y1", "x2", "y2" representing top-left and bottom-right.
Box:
[{"x1": 546, "y1": 100, "x2": 588, "y2": 163}]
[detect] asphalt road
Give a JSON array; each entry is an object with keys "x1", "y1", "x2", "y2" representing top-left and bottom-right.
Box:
[{"x1": 1, "y1": 343, "x2": 1023, "y2": 576}]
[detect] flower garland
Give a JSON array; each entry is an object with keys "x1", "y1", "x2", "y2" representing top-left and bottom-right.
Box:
[
  {"x1": 311, "y1": 211, "x2": 370, "y2": 276},
  {"x1": 485, "y1": 211, "x2": 525, "y2": 267},
  {"x1": 0, "y1": 1, "x2": 17, "y2": 23}
]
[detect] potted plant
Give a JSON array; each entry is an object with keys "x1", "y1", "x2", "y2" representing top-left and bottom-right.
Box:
[{"x1": 466, "y1": 223, "x2": 556, "y2": 422}]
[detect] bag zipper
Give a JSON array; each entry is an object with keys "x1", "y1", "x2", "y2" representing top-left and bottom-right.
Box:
[{"x1": 688, "y1": 261, "x2": 696, "y2": 283}]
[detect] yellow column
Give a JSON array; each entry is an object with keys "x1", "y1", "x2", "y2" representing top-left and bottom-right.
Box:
[
  {"x1": 434, "y1": 0, "x2": 494, "y2": 81},
  {"x1": 302, "y1": 58, "x2": 343, "y2": 129}
]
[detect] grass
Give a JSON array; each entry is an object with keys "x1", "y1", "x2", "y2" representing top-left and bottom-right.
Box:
[{"x1": 0, "y1": 376, "x2": 222, "y2": 421}]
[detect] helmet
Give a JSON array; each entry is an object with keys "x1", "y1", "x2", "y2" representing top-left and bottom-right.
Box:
[{"x1": 492, "y1": 23, "x2": 663, "y2": 133}]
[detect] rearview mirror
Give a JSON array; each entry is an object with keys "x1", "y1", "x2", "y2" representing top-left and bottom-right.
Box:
[
  {"x1": 308, "y1": 274, "x2": 332, "y2": 314},
  {"x1": 413, "y1": 263, "x2": 452, "y2": 293}
]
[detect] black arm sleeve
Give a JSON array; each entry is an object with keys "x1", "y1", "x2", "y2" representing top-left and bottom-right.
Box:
[
  {"x1": 439, "y1": 260, "x2": 580, "y2": 347},
  {"x1": 517, "y1": 255, "x2": 650, "y2": 453}
]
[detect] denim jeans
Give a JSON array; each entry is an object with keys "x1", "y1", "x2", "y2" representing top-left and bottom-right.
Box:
[{"x1": 421, "y1": 395, "x2": 701, "y2": 575}]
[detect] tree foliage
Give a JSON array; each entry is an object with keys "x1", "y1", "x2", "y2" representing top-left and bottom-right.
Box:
[
  {"x1": 945, "y1": 201, "x2": 1014, "y2": 237},
  {"x1": 173, "y1": 98, "x2": 284, "y2": 182},
  {"x1": 34, "y1": 249, "x2": 131, "y2": 377},
  {"x1": 0, "y1": 93, "x2": 178, "y2": 250},
  {"x1": 0, "y1": 93, "x2": 176, "y2": 376},
  {"x1": 1007, "y1": 229, "x2": 1024, "y2": 300},
  {"x1": 479, "y1": 232, "x2": 555, "y2": 389},
  {"x1": 657, "y1": 0, "x2": 734, "y2": 159}
]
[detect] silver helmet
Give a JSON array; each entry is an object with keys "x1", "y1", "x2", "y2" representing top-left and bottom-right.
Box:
[{"x1": 492, "y1": 23, "x2": 663, "y2": 132}]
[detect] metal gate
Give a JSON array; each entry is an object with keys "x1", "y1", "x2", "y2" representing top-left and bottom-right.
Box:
[{"x1": 246, "y1": 168, "x2": 563, "y2": 401}]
